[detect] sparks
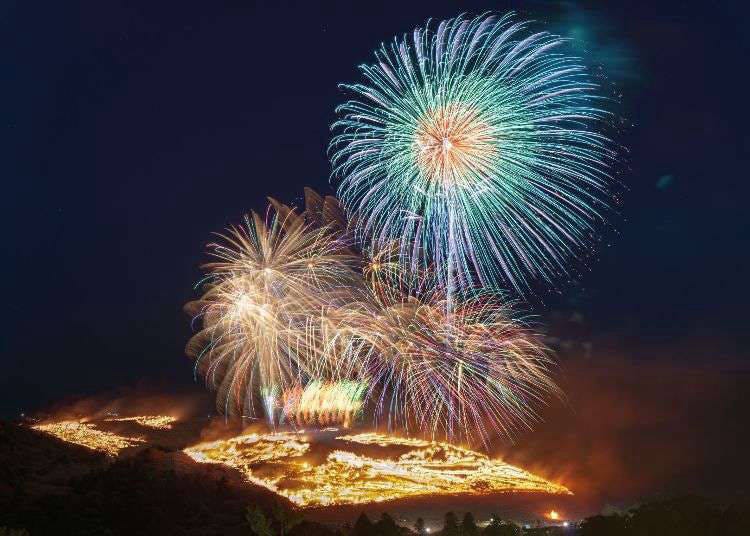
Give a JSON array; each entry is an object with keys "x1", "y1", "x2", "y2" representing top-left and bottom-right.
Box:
[{"x1": 331, "y1": 13, "x2": 618, "y2": 295}]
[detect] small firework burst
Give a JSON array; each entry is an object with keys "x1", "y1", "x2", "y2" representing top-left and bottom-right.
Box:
[{"x1": 185, "y1": 206, "x2": 359, "y2": 418}]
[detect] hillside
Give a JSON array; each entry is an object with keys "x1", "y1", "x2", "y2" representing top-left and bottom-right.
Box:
[{"x1": 0, "y1": 421, "x2": 304, "y2": 535}]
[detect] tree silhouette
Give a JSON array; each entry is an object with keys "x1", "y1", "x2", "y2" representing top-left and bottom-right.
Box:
[
  {"x1": 374, "y1": 513, "x2": 400, "y2": 536},
  {"x1": 443, "y1": 511, "x2": 460, "y2": 536},
  {"x1": 461, "y1": 512, "x2": 479, "y2": 536},
  {"x1": 482, "y1": 515, "x2": 520, "y2": 536},
  {"x1": 246, "y1": 505, "x2": 272, "y2": 536},
  {"x1": 414, "y1": 517, "x2": 426, "y2": 535},
  {"x1": 272, "y1": 502, "x2": 303, "y2": 536},
  {"x1": 352, "y1": 513, "x2": 375, "y2": 536},
  {"x1": 579, "y1": 514, "x2": 628, "y2": 536}
]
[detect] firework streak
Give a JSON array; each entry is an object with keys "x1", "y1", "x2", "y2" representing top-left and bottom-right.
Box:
[
  {"x1": 186, "y1": 197, "x2": 558, "y2": 445},
  {"x1": 331, "y1": 13, "x2": 617, "y2": 295}
]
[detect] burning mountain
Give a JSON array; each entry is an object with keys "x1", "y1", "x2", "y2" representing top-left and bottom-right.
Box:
[{"x1": 30, "y1": 415, "x2": 570, "y2": 509}]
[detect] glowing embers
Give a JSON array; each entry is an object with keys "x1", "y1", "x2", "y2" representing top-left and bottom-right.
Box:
[
  {"x1": 32, "y1": 421, "x2": 145, "y2": 456},
  {"x1": 184, "y1": 431, "x2": 309, "y2": 468},
  {"x1": 183, "y1": 431, "x2": 310, "y2": 498},
  {"x1": 281, "y1": 381, "x2": 366, "y2": 428},
  {"x1": 103, "y1": 415, "x2": 178, "y2": 429},
  {"x1": 413, "y1": 102, "x2": 496, "y2": 189},
  {"x1": 338, "y1": 432, "x2": 431, "y2": 448},
  {"x1": 183, "y1": 431, "x2": 570, "y2": 507}
]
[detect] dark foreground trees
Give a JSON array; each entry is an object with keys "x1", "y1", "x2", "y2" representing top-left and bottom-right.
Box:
[
  {"x1": 579, "y1": 496, "x2": 750, "y2": 536},
  {"x1": 483, "y1": 515, "x2": 522, "y2": 536},
  {"x1": 344, "y1": 498, "x2": 750, "y2": 536}
]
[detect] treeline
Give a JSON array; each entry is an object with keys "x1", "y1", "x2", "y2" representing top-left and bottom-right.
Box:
[
  {"x1": 340, "y1": 511, "x2": 518, "y2": 536},
  {"x1": 220, "y1": 497, "x2": 750, "y2": 536},
  {"x1": 577, "y1": 496, "x2": 750, "y2": 536},
  {"x1": 328, "y1": 497, "x2": 750, "y2": 535},
  {"x1": 243, "y1": 508, "x2": 518, "y2": 536}
]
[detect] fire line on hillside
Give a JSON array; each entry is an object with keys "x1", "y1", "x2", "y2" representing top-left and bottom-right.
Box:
[{"x1": 31, "y1": 417, "x2": 569, "y2": 508}]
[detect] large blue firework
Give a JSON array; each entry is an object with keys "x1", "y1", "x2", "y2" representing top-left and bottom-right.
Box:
[{"x1": 331, "y1": 12, "x2": 617, "y2": 296}]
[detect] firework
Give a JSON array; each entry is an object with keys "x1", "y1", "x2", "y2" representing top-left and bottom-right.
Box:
[
  {"x1": 279, "y1": 187, "x2": 349, "y2": 234},
  {"x1": 185, "y1": 206, "x2": 360, "y2": 419},
  {"x1": 186, "y1": 191, "x2": 559, "y2": 445},
  {"x1": 337, "y1": 286, "x2": 558, "y2": 445},
  {"x1": 331, "y1": 13, "x2": 617, "y2": 295},
  {"x1": 281, "y1": 380, "x2": 366, "y2": 428}
]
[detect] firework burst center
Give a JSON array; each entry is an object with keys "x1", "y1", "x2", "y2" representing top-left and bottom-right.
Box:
[{"x1": 413, "y1": 102, "x2": 496, "y2": 188}]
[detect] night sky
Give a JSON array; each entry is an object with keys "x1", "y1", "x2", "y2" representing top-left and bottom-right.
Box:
[{"x1": 3, "y1": 0, "x2": 749, "y2": 505}]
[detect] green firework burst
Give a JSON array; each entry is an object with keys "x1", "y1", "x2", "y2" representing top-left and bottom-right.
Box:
[{"x1": 331, "y1": 12, "x2": 618, "y2": 295}]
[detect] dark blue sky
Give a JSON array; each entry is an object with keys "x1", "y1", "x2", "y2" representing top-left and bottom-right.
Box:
[{"x1": 3, "y1": 0, "x2": 748, "y2": 421}]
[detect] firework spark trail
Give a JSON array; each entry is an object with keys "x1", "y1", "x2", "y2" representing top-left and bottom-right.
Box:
[
  {"x1": 333, "y1": 283, "x2": 558, "y2": 445},
  {"x1": 185, "y1": 207, "x2": 361, "y2": 420},
  {"x1": 331, "y1": 12, "x2": 617, "y2": 296},
  {"x1": 185, "y1": 192, "x2": 559, "y2": 444},
  {"x1": 312, "y1": 232, "x2": 557, "y2": 445},
  {"x1": 281, "y1": 380, "x2": 367, "y2": 428}
]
